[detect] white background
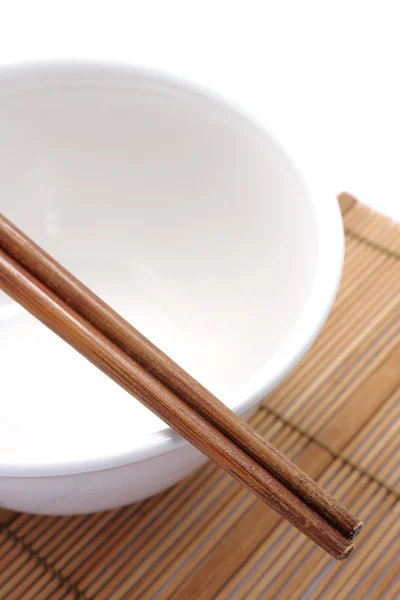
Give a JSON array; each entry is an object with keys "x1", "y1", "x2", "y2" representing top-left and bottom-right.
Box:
[{"x1": 1, "y1": 0, "x2": 399, "y2": 220}]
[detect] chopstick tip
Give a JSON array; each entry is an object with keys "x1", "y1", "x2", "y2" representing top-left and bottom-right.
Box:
[
  {"x1": 337, "y1": 543, "x2": 355, "y2": 561},
  {"x1": 351, "y1": 520, "x2": 364, "y2": 539}
]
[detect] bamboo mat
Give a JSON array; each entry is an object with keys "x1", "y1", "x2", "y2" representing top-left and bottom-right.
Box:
[{"x1": 0, "y1": 194, "x2": 399, "y2": 600}]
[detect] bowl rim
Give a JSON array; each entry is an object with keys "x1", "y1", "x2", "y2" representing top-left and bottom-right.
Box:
[{"x1": 0, "y1": 59, "x2": 344, "y2": 477}]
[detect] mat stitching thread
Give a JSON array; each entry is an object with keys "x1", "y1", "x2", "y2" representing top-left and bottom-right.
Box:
[
  {"x1": 345, "y1": 228, "x2": 400, "y2": 261},
  {"x1": 0, "y1": 525, "x2": 88, "y2": 599},
  {"x1": 260, "y1": 405, "x2": 400, "y2": 499}
]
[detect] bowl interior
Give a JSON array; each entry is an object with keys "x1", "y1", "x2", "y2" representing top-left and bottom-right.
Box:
[{"x1": 0, "y1": 65, "x2": 318, "y2": 463}]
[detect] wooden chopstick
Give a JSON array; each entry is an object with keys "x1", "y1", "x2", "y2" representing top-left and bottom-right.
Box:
[
  {"x1": 0, "y1": 248, "x2": 355, "y2": 560},
  {"x1": 0, "y1": 214, "x2": 363, "y2": 541}
]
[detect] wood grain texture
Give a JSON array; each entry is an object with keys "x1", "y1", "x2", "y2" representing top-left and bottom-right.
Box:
[
  {"x1": 0, "y1": 248, "x2": 353, "y2": 560},
  {"x1": 0, "y1": 212, "x2": 361, "y2": 540}
]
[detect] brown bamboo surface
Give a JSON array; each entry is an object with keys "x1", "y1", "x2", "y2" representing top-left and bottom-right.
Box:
[{"x1": 0, "y1": 194, "x2": 399, "y2": 599}]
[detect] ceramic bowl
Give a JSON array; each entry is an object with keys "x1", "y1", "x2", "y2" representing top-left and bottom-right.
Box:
[{"x1": 0, "y1": 62, "x2": 343, "y2": 514}]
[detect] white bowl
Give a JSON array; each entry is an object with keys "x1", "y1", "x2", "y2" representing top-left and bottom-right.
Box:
[{"x1": 0, "y1": 62, "x2": 343, "y2": 514}]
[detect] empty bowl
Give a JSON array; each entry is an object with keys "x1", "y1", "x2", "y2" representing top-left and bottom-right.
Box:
[{"x1": 0, "y1": 61, "x2": 343, "y2": 514}]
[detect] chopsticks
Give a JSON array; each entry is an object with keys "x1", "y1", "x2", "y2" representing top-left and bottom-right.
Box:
[{"x1": 0, "y1": 214, "x2": 363, "y2": 559}]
